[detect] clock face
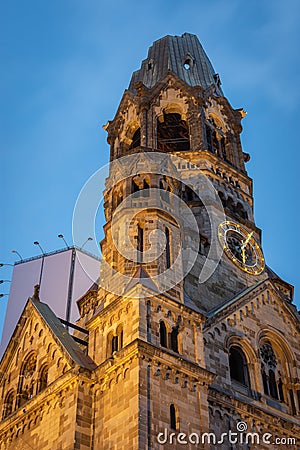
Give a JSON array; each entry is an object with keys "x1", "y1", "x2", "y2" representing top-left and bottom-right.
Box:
[{"x1": 218, "y1": 221, "x2": 265, "y2": 275}]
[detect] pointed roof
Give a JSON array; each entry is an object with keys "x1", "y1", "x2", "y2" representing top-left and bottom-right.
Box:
[
  {"x1": 123, "y1": 265, "x2": 158, "y2": 294},
  {"x1": 31, "y1": 299, "x2": 96, "y2": 370},
  {"x1": 129, "y1": 33, "x2": 223, "y2": 95},
  {"x1": 0, "y1": 296, "x2": 96, "y2": 371}
]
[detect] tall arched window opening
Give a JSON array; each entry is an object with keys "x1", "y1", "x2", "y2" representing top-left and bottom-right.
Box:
[
  {"x1": 107, "y1": 326, "x2": 124, "y2": 358},
  {"x1": 157, "y1": 113, "x2": 190, "y2": 152},
  {"x1": 37, "y1": 365, "x2": 49, "y2": 394},
  {"x1": 137, "y1": 225, "x2": 144, "y2": 263},
  {"x1": 205, "y1": 119, "x2": 227, "y2": 160},
  {"x1": 170, "y1": 403, "x2": 178, "y2": 430},
  {"x1": 129, "y1": 128, "x2": 141, "y2": 149},
  {"x1": 259, "y1": 341, "x2": 286, "y2": 403},
  {"x1": 160, "y1": 321, "x2": 168, "y2": 348},
  {"x1": 205, "y1": 124, "x2": 213, "y2": 152},
  {"x1": 268, "y1": 369, "x2": 278, "y2": 400},
  {"x1": 229, "y1": 346, "x2": 249, "y2": 387},
  {"x1": 2, "y1": 391, "x2": 14, "y2": 419},
  {"x1": 116, "y1": 325, "x2": 123, "y2": 350},
  {"x1": 170, "y1": 326, "x2": 179, "y2": 353},
  {"x1": 17, "y1": 353, "x2": 37, "y2": 408},
  {"x1": 107, "y1": 331, "x2": 114, "y2": 358},
  {"x1": 112, "y1": 335, "x2": 118, "y2": 353}
]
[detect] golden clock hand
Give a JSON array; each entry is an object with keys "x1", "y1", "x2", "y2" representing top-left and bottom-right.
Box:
[
  {"x1": 241, "y1": 231, "x2": 254, "y2": 249},
  {"x1": 241, "y1": 247, "x2": 246, "y2": 264}
]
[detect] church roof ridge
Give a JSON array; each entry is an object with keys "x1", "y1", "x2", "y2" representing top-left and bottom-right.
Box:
[
  {"x1": 31, "y1": 299, "x2": 96, "y2": 371},
  {"x1": 206, "y1": 279, "x2": 266, "y2": 319}
]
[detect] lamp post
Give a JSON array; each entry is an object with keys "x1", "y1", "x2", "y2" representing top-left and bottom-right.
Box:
[
  {"x1": 0, "y1": 264, "x2": 14, "y2": 268},
  {"x1": 80, "y1": 237, "x2": 93, "y2": 250},
  {"x1": 11, "y1": 250, "x2": 23, "y2": 261},
  {"x1": 34, "y1": 241, "x2": 46, "y2": 287},
  {"x1": 58, "y1": 234, "x2": 69, "y2": 248},
  {"x1": 0, "y1": 294, "x2": 8, "y2": 299},
  {"x1": 0, "y1": 280, "x2": 11, "y2": 284},
  {"x1": 34, "y1": 241, "x2": 45, "y2": 254}
]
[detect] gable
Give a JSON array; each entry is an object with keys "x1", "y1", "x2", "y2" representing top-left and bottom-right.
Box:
[
  {"x1": 204, "y1": 279, "x2": 300, "y2": 376},
  {"x1": 0, "y1": 300, "x2": 71, "y2": 386},
  {"x1": 0, "y1": 298, "x2": 96, "y2": 420},
  {"x1": 205, "y1": 279, "x2": 299, "y2": 334}
]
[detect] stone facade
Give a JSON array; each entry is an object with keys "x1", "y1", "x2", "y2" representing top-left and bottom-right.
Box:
[{"x1": 0, "y1": 33, "x2": 299, "y2": 449}]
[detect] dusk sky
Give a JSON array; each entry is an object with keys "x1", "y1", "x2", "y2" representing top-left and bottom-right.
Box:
[{"x1": 1, "y1": 0, "x2": 300, "y2": 337}]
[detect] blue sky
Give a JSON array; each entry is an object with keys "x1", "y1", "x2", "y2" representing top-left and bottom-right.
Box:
[{"x1": 1, "y1": 0, "x2": 300, "y2": 332}]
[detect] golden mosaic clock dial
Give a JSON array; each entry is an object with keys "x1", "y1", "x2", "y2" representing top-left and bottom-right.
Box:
[{"x1": 218, "y1": 221, "x2": 265, "y2": 275}]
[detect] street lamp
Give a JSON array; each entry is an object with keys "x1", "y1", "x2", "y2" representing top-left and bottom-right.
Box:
[
  {"x1": 0, "y1": 263, "x2": 14, "y2": 267},
  {"x1": 0, "y1": 280, "x2": 11, "y2": 284},
  {"x1": 58, "y1": 234, "x2": 69, "y2": 248},
  {"x1": 34, "y1": 241, "x2": 46, "y2": 287},
  {"x1": 0, "y1": 294, "x2": 8, "y2": 299},
  {"x1": 80, "y1": 237, "x2": 93, "y2": 250},
  {"x1": 34, "y1": 241, "x2": 46, "y2": 254},
  {"x1": 11, "y1": 250, "x2": 23, "y2": 261}
]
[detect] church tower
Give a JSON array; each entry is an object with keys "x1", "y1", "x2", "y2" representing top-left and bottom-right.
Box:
[{"x1": 0, "y1": 33, "x2": 299, "y2": 450}]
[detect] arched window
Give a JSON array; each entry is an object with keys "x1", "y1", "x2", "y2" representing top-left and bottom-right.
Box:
[
  {"x1": 205, "y1": 124, "x2": 213, "y2": 152},
  {"x1": 160, "y1": 321, "x2": 168, "y2": 348},
  {"x1": 205, "y1": 119, "x2": 227, "y2": 160},
  {"x1": 229, "y1": 346, "x2": 249, "y2": 387},
  {"x1": 107, "y1": 331, "x2": 114, "y2": 358},
  {"x1": 112, "y1": 335, "x2": 118, "y2": 353},
  {"x1": 129, "y1": 128, "x2": 141, "y2": 149},
  {"x1": 259, "y1": 341, "x2": 285, "y2": 402},
  {"x1": 165, "y1": 227, "x2": 171, "y2": 269},
  {"x1": 107, "y1": 326, "x2": 123, "y2": 358},
  {"x1": 17, "y1": 353, "x2": 37, "y2": 407},
  {"x1": 2, "y1": 391, "x2": 14, "y2": 419},
  {"x1": 157, "y1": 113, "x2": 190, "y2": 152},
  {"x1": 37, "y1": 365, "x2": 48, "y2": 394},
  {"x1": 116, "y1": 325, "x2": 123, "y2": 350},
  {"x1": 212, "y1": 130, "x2": 219, "y2": 155},
  {"x1": 137, "y1": 225, "x2": 144, "y2": 263},
  {"x1": 170, "y1": 403, "x2": 178, "y2": 430},
  {"x1": 170, "y1": 326, "x2": 179, "y2": 353},
  {"x1": 269, "y1": 369, "x2": 278, "y2": 400}
]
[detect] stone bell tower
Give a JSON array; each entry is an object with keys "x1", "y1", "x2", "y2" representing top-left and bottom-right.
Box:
[
  {"x1": 102, "y1": 32, "x2": 266, "y2": 314},
  {"x1": 1, "y1": 33, "x2": 299, "y2": 450},
  {"x1": 87, "y1": 33, "x2": 298, "y2": 449}
]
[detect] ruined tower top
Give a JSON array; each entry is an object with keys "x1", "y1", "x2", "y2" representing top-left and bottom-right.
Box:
[{"x1": 128, "y1": 33, "x2": 223, "y2": 95}]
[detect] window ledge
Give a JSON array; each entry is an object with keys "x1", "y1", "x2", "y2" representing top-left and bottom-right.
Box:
[
  {"x1": 231, "y1": 380, "x2": 250, "y2": 396},
  {"x1": 265, "y1": 396, "x2": 288, "y2": 413}
]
